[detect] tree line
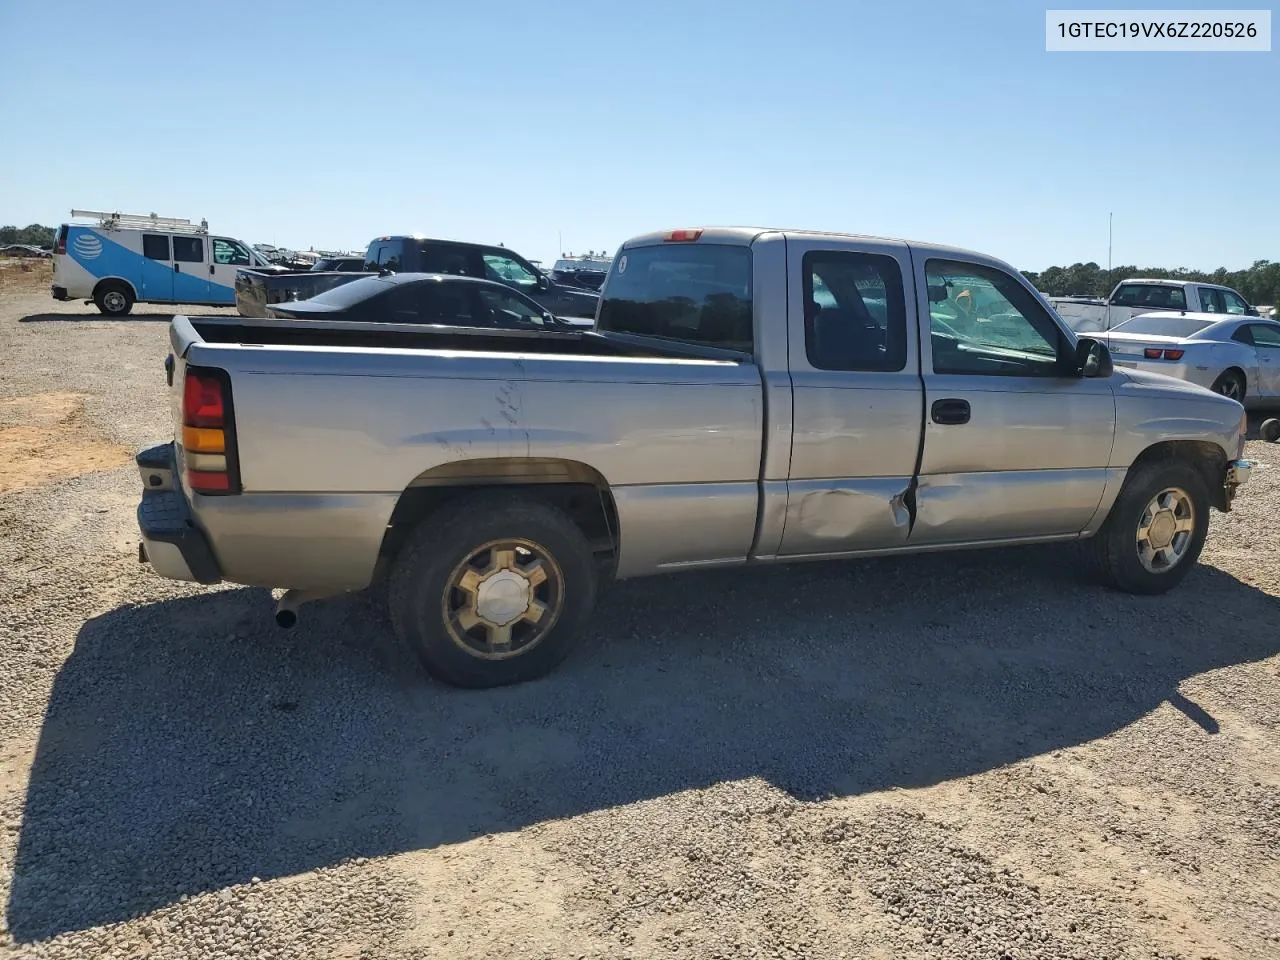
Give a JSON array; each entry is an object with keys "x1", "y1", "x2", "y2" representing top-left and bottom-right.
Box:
[
  {"x1": 1022, "y1": 260, "x2": 1280, "y2": 307},
  {"x1": 0, "y1": 224, "x2": 56, "y2": 247}
]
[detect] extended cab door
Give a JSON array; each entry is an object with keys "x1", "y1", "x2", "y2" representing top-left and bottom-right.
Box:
[
  {"x1": 170, "y1": 235, "x2": 211, "y2": 304},
  {"x1": 776, "y1": 238, "x2": 923, "y2": 556},
  {"x1": 909, "y1": 253, "x2": 1115, "y2": 544},
  {"x1": 139, "y1": 233, "x2": 174, "y2": 302}
]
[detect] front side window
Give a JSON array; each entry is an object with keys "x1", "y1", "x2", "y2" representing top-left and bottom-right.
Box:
[
  {"x1": 803, "y1": 250, "x2": 907, "y2": 372},
  {"x1": 482, "y1": 253, "x2": 538, "y2": 291},
  {"x1": 478, "y1": 287, "x2": 548, "y2": 327},
  {"x1": 1250, "y1": 323, "x2": 1280, "y2": 348},
  {"x1": 597, "y1": 243, "x2": 753, "y2": 353},
  {"x1": 212, "y1": 238, "x2": 252, "y2": 266},
  {"x1": 926, "y1": 259, "x2": 1064, "y2": 377},
  {"x1": 1220, "y1": 289, "x2": 1250, "y2": 315},
  {"x1": 142, "y1": 234, "x2": 170, "y2": 261},
  {"x1": 172, "y1": 236, "x2": 204, "y2": 263}
]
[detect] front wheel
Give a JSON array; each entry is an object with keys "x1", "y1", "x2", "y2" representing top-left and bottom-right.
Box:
[
  {"x1": 388, "y1": 493, "x2": 599, "y2": 688},
  {"x1": 1080, "y1": 459, "x2": 1210, "y2": 594}
]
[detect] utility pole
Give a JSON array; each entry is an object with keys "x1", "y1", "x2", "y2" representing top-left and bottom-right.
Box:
[{"x1": 1107, "y1": 212, "x2": 1113, "y2": 273}]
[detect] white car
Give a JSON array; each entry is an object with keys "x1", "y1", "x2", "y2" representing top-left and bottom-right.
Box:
[{"x1": 1102, "y1": 312, "x2": 1280, "y2": 404}]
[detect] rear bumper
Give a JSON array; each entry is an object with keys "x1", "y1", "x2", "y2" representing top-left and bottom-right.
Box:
[{"x1": 136, "y1": 443, "x2": 222, "y2": 584}]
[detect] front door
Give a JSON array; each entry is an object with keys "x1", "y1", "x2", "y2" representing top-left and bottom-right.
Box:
[
  {"x1": 1248, "y1": 323, "x2": 1280, "y2": 396},
  {"x1": 777, "y1": 238, "x2": 924, "y2": 557},
  {"x1": 139, "y1": 233, "x2": 174, "y2": 302},
  {"x1": 909, "y1": 255, "x2": 1116, "y2": 545},
  {"x1": 170, "y1": 235, "x2": 210, "y2": 304},
  {"x1": 209, "y1": 237, "x2": 255, "y2": 305}
]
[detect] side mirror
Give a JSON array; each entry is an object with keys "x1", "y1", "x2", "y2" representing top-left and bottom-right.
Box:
[
  {"x1": 536, "y1": 274, "x2": 550, "y2": 291},
  {"x1": 927, "y1": 283, "x2": 949, "y2": 303},
  {"x1": 1075, "y1": 337, "x2": 1113, "y2": 378}
]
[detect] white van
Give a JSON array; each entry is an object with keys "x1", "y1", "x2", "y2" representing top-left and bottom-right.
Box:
[{"x1": 51, "y1": 210, "x2": 272, "y2": 316}]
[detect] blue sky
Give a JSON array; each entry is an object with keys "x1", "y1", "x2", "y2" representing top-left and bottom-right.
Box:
[{"x1": 0, "y1": 0, "x2": 1274, "y2": 271}]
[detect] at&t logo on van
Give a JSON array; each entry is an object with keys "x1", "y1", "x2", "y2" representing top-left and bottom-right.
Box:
[{"x1": 72, "y1": 233, "x2": 103, "y2": 259}]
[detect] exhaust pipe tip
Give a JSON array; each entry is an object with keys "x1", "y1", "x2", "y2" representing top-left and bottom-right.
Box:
[{"x1": 274, "y1": 608, "x2": 298, "y2": 629}]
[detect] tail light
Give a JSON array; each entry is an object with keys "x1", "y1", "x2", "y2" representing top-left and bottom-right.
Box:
[
  {"x1": 54, "y1": 226, "x2": 67, "y2": 255},
  {"x1": 1143, "y1": 347, "x2": 1184, "y2": 360},
  {"x1": 181, "y1": 368, "x2": 239, "y2": 494}
]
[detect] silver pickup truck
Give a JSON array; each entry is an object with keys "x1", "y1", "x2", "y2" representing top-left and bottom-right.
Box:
[{"x1": 136, "y1": 227, "x2": 1254, "y2": 688}]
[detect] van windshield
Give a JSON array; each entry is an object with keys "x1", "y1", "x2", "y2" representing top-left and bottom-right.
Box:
[{"x1": 596, "y1": 243, "x2": 752, "y2": 353}]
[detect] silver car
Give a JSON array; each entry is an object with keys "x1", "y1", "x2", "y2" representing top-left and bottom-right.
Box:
[{"x1": 1102, "y1": 312, "x2": 1280, "y2": 404}]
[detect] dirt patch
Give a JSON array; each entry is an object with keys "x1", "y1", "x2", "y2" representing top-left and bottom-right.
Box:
[
  {"x1": 0, "y1": 392, "x2": 132, "y2": 493},
  {"x1": 0, "y1": 258, "x2": 52, "y2": 295}
]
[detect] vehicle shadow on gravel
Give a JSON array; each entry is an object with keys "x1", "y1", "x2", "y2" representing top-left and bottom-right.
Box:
[
  {"x1": 19, "y1": 312, "x2": 178, "y2": 323},
  {"x1": 9, "y1": 547, "x2": 1279, "y2": 940}
]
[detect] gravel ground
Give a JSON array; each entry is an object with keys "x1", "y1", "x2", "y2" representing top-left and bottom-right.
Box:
[{"x1": 1, "y1": 285, "x2": 1278, "y2": 960}]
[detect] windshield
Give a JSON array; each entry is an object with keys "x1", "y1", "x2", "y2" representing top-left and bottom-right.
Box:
[
  {"x1": 1113, "y1": 315, "x2": 1213, "y2": 338},
  {"x1": 305, "y1": 275, "x2": 395, "y2": 307},
  {"x1": 597, "y1": 243, "x2": 752, "y2": 353}
]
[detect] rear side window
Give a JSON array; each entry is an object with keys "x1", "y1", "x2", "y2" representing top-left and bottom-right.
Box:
[
  {"x1": 1113, "y1": 284, "x2": 1186, "y2": 310},
  {"x1": 143, "y1": 234, "x2": 170, "y2": 260},
  {"x1": 420, "y1": 245, "x2": 475, "y2": 276},
  {"x1": 597, "y1": 244, "x2": 752, "y2": 353},
  {"x1": 173, "y1": 236, "x2": 204, "y2": 263},
  {"x1": 803, "y1": 251, "x2": 907, "y2": 371}
]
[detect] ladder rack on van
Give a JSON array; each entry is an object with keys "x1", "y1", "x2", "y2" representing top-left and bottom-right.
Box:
[{"x1": 70, "y1": 209, "x2": 209, "y2": 234}]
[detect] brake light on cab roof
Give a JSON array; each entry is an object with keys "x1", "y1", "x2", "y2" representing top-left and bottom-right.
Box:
[
  {"x1": 181, "y1": 368, "x2": 238, "y2": 495},
  {"x1": 664, "y1": 229, "x2": 704, "y2": 242}
]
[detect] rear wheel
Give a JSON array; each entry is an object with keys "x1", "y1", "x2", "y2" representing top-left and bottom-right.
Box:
[
  {"x1": 1260, "y1": 418, "x2": 1280, "y2": 443},
  {"x1": 1210, "y1": 369, "x2": 1245, "y2": 403},
  {"x1": 93, "y1": 281, "x2": 134, "y2": 316},
  {"x1": 1080, "y1": 459, "x2": 1210, "y2": 595},
  {"x1": 388, "y1": 493, "x2": 599, "y2": 688}
]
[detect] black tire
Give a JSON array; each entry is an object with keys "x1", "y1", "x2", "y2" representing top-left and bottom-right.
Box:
[
  {"x1": 388, "y1": 492, "x2": 598, "y2": 688},
  {"x1": 1209, "y1": 369, "x2": 1245, "y2": 403},
  {"x1": 1261, "y1": 418, "x2": 1280, "y2": 443},
  {"x1": 1079, "y1": 458, "x2": 1210, "y2": 595},
  {"x1": 93, "y1": 281, "x2": 134, "y2": 316}
]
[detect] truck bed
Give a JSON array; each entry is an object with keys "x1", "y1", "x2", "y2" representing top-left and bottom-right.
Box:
[{"x1": 178, "y1": 315, "x2": 750, "y2": 362}]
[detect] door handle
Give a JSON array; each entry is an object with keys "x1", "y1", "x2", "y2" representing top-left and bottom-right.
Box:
[
  {"x1": 209, "y1": 264, "x2": 215, "y2": 275},
  {"x1": 174, "y1": 263, "x2": 181, "y2": 273},
  {"x1": 931, "y1": 398, "x2": 971, "y2": 425}
]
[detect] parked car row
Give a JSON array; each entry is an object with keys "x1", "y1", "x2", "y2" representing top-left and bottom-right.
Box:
[
  {"x1": 135, "y1": 225, "x2": 1256, "y2": 689},
  {"x1": 233, "y1": 235, "x2": 601, "y2": 321},
  {"x1": 1047, "y1": 277, "x2": 1261, "y2": 332},
  {"x1": 48, "y1": 209, "x2": 602, "y2": 324}
]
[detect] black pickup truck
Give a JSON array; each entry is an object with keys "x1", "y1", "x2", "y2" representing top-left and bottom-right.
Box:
[{"x1": 235, "y1": 236, "x2": 600, "y2": 319}]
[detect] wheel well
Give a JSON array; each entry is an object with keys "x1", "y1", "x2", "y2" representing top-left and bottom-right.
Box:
[
  {"x1": 1218, "y1": 366, "x2": 1247, "y2": 393},
  {"x1": 92, "y1": 277, "x2": 136, "y2": 299},
  {"x1": 1130, "y1": 440, "x2": 1228, "y2": 511},
  {"x1": 375, "y1": 458, "x2": 619, "y2": 579}
]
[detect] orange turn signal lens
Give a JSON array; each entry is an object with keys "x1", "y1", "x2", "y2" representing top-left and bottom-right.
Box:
[{"x1": 182, "y1": 426, "x2": 225, "y2": 453}]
